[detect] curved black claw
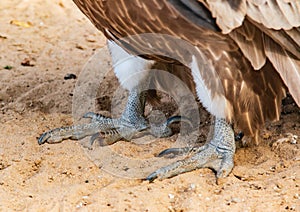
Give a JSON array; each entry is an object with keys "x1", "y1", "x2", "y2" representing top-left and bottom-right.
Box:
[
  {"x1": 90, "y1": 133, "x2": 101, "y2": 146},
  {"x1": 146, "y1": 171, "x2": 159, "y2": 182},
  {"x1": 234, "y1": 131, "x2": 244, "y2": 141},
  {"x1": 149, "y1": 115, "x2": 193, "y2": 138},
  {"x1": 166, "y1": 115, "x2": 193, "y2": 128},
  {"x1": 157, "y1": 147, "x2": 195, "y2": 158},
  {"x1": 38, "y1": 131, "x2": 52, "y2": 145}
]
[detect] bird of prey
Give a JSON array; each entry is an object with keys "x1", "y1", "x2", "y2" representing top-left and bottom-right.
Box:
[{"x1": 38, "y1": 0, "x2": 300, "y2": 182}]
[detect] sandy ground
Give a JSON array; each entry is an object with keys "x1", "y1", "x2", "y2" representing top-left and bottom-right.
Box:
[{"x1": 0, "y1": 0, "x2": 299, "y2": 211}]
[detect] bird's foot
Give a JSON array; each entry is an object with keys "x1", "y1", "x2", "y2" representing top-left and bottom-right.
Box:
[
  {"x1": 146, "y1": 118, "x2": 236, "y2": 183},
  {"x1": 38, "y1": 112, "x2": 188, "y2": 146}
]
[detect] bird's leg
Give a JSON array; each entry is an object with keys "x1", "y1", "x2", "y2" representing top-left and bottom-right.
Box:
[
  {"x1": 38, "y1": 87, "x2": 178, "y2": 146},
  {"x1": 146, "y1": 117, "x2": 236, "y2": 182}
]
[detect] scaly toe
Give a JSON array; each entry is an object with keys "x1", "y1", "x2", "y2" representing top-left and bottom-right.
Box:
[{"x1": 146, "y1": 142, "x2": 234, "y2": 181}]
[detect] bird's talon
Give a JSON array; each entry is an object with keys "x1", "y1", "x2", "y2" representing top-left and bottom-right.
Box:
[
  {"x1": 90, "y1": 132, "x2": 101, "y2": 146},
  {"x1": 157, "y1": 147, "x2": 192, "y2": 158},
  {"x1": 234, "y1": 131, "x2": 244, "y2": 141},
  {"x1": 166, "y1": 115, "x2": 194, "y2": 131},
  {"x1": 38, "y1": 132, "x2": 49, "y2": 145},
  {"x1": 145, "y1": 172, "x2": 159, "y2": 182}
]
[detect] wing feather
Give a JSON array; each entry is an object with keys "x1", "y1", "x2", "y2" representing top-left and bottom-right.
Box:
[
  {"x1": 264, "y1": 34, "x2": 300, "y2": 106},
  {"x1": 229, "y1": 19, "x2": 266, "y2": 69},
  {"x1": 200, "y1": 0, "x2": 300, "y2": 107},
  {"x1": 206, "y1": 0, "x2": 300, "y2": 33},
  {"x1": 204, "y1": 0, "x2": 247, "y2": 33},
  {"x1": 285, "y1": 27, "x2": 300, "y2": 47},
  {"x1": 249, "y1": 20, "x2": 300, "y2": 58}
]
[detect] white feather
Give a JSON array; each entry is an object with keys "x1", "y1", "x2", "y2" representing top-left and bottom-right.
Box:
[
  {"x1": 108, "y1": 40, "x2": 154, "y2": 90},
  {"x1": 189, "y1": 56, "x2": 227, "y2": 118}
]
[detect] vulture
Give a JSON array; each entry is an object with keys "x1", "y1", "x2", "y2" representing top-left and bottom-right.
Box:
[{"x1": 38, "y1": 0, "x2": 300, "y2": 182}]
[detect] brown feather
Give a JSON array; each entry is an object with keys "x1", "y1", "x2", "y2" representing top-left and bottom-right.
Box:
[
  {"x1": 229, "y1": 19, "x2": 266, "y2": 69},
  {"x1": 207, "y1": 0, "x2": 300, "y2": 33},
  {"x1": 204, "y1": 0, "x2": 247, "y2": 33},
  {"x1": 247, "y1": 0, "x2": 300, "y2": 30},
  {"x1": 264, "y1": 35, "x2": 300, "y2": 106}
]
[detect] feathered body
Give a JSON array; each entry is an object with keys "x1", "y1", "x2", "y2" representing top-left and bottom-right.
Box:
[{"x1": 72, "y1": 0, "x2": 300, "y2": 142}]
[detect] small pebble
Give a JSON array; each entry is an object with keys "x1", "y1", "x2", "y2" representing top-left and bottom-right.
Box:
[
  {"x1": 273, "y1": 185, "x2": 281, "y2": 192},
  {"x1": 76, "y1": 203, "x2": 83, "y2": 208},
  {"x1": 213, "y1": 189, "x2": 222, "y2": 195},
  {"x1": 262, "y1": 132, "x2": 271, "y2": 139},
  {"x1": 190, "y1": 183, "x2": 196, "y2": 190},
  {"x1": 168, "y1": 193, "x2": 174, "y2": 199},
  {"x1": 231, "y1": 197, "x2": 241, "y2": 203},
  {"x1": 21, "y1": 58, "x2": 34, "y2": 66},
  {"x1": 286, "y1": 205, "x2": 296, "y2": 211},
  {"x1": 291, "y1": 135, "x2": 297, "y2": 144},
  {"x1": 4, "y1": 65, "x2": 12, "y2": 70},
  {"x1": 270, "y1": 166, "x2": 276, "y2": 172},
  {"x1": 64, "y1": 73, "x2": 77, "y2": 80},
  {"x1": 276, "y1": 182, "x2": 283, "y2": 189},
  {"x1": 168, "y1": 206, "x2": 175, "y2": 211}
]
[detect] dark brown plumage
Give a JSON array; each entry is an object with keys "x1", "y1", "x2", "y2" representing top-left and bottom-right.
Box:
[{"x1": 72, "y1": 0, "x2": 300, "y2": 142}]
